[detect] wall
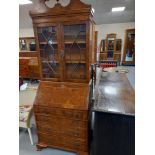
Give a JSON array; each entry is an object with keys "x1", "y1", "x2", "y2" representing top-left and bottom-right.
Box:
[
  {"x1": 95, "y1": 22, "x2": 135, "y2": 61},
  {"x1": 19, "y1": 28, "x2": 34, "y2": 37}
]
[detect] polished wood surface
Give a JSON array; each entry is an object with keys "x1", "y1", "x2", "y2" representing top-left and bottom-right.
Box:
[
  {"x1": 19, "y1": 37, "x2": 40, "y2": 79},
  {"x1": 19, "y1": 57, "x2": 40, "y2": 79},
  {"x1": 34, "y1": 82, "x2": 90, "y2": 155},
  {"x1": 93, "y1": 72, "x2": 135, "y2": 115},
  {"x1": 19, "y1": 51, "x2": 38, "y2": 57},
  {"x1": 34, "y1": 81, "x2": 90, "y2": 110}
]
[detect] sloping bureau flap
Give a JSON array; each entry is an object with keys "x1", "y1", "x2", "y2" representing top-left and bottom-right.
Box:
[{"x1": 34, "y1": 81, "x2": 90, "y2": 110}]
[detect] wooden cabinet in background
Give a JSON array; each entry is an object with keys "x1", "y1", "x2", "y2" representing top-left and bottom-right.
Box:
[
  {"x1": 19, "y1": 57, "x2": 40, "y2": 79},
  {"x1": 99, "y1": 35, "x2": 122, "y2": 64},
  {"x1": 19, "y1": 37, "x2": 36, "y2": 52},
  {"x1": 122, "y1": 29, "x2": 135, "y2": 65},
  {"x1": 28, "y1": 57, "x2": 40, "y2": 78},
  {"x1": 94, "y1": 31, "x2": 98, "y2": 63},
  {"x1": 19, "y1": 58, "x2": 30, "y2": 77},
  {"x1": 19, "y1": 37, "x2": 38, "y2": 58},
  {"x1": 29, "y1": 0, "x2": 95, "y2": 154},
  {"x1": 19, "y1": 37, "x2": 40, "y2": 79},
  {"x1": 114, "y1": 53, "x2": 121, "y2": 62},
  {"x1": 116, "y1": 39, "x2": 122, "y2": 52},
  {"x1": 100, "y1": 53, "x2": 107, "y2": 60},
  {"x1": 106, "y1": 33, "x2": 116, "y2": 59}
]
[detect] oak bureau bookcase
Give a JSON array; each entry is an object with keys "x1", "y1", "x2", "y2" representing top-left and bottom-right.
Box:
[{"x1": 29, "y1": 0, "x2": 95, "y2": 155}]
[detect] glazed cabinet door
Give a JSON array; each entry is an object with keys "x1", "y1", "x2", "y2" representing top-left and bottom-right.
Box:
[
  {"x1": 36, "y1": 24, "x2": 62, "y2": 81},
  {"x1": 61, "y1": 23, "x2": 88, "y2": 82}
]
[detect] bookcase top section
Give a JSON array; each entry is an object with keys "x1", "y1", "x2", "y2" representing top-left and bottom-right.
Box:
[
  {"x1": 34, "y1": 81, "x2": 90, "y2": 110},
  {"x1": 30, "y1": 0, "x2": 93, "y2": 18}
]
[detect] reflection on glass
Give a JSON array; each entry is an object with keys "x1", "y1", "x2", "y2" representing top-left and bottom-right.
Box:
[
  {"x1": 107, "y1": 36, "x2": 115, "y2": 59},
  {"x1": 125, "y1": 49, "x2": 134, "y2": 61},
  {"x1": 125, "y1": 32, "x2": 135, "y2": 62},
  {"x1": 37, "y1": 26, "x2": 60, "y2": 78},
  {"x1": 29, "y1": 40, "x2": 36, "y2": 51},
  {"x1": 100, "y1": 39, "x2": 105, "y2": 52},
  {"x1": 64, "y1": 24, "x2": 86, "y2": 80},
  {"x1": 21, "y1": 40, "x2": 27, "y2": 50}
]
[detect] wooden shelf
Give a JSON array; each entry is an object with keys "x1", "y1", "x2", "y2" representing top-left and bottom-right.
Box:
[
  {"x1": 42, "y1": 60, "x2": 59, "y2": 63},
  {"x1": 65, "y1": 60, "x2": 86, "y2": 64},
  {"x1": 64, "y1": 40, "x2": 86, "y2": 44},
  {"x1": 39, "y1": 41, "x2": 58, "y2": 45},
  {"x1": 40, "y1": 49, "x2": 58, "y2": 51}
]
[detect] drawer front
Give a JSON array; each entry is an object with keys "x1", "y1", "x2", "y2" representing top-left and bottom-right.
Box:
[
  {"x1": 19, "y1": 59, "x2": 29, "y2": 65},
  {"x1": 35, "y1": 114, "x2": 87, "y2": 129},
  {"x1": 28, "y1": 66, "x2": 40, "y2": 78},
  {"x1": 38, "y1": 132, "x2": 88, "y2": 152},
  {"x1": 19, "y1": 66, "x2": 29, "y2": 77},
  {"x1": 36, "y1": 123, "x2": 87, "y2": 139},
  {"x1": 37, "y1": 124, "x2": 88, "y2": 140},
  {"x1": 34, "y1": 106, "x2": 88, "y2": 121}
]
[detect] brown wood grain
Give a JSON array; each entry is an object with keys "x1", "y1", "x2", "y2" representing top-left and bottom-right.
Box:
[
  {"x1": 19, "y1": 37, "x2": 40, "y2": 79},
  {"x1": 34, "y1": 81, "x2": 90, "y2": 110},
  {"x1": 30, "y1": 1, "x2": 93, "y2": 154}
]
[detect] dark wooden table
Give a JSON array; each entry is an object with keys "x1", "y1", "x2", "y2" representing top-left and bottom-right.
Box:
[{"x1": 92, "y1": 71, "x2": 135, "y2": 155}]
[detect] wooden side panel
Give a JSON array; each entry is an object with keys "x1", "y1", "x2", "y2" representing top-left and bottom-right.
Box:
[
  {"x1": 94, "y1": 31, "x2": 98, "y2": 63},
  {"x1": 114, "y1": 53, "x2": 121, "y2": 61},
  {"x1": 19, "y1": 58, "x2": 30, "y2": 77}
]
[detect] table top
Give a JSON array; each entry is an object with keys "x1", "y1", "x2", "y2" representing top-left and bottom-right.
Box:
[{"x1": 93, "y1": 72, "x2": 135, "y2": 116}]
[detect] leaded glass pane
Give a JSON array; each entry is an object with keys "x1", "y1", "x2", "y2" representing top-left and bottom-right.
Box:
[{"x1": 37, "y1": 26, "x2": 60, "y2": 78}]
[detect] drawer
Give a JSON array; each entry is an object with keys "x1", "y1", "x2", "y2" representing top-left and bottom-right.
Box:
[
  {"x1": 37, "y1": 123, "x2": 88, "y2": 140},
  {"x1": 36, "y1": 122, "x2": 87, "y2": 139},
  {"x1": 38, "y1": 132, "x2": 88, "y2": 152},
  {"x1": 19, "y1": 66, "x2": 29, "y2": 77},
  {"x1": 35, "y1": 114, "x2": 87, "y2": 129},
  {"x1": 34, "y1": 105, "x2": 88, "y2": 121},
  {"x1": 28, "y1": 66, "x2": 40, "y2": 78}
]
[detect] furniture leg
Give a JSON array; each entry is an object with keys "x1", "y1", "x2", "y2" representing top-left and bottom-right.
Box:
[
  {"x1": 28, "y1": 128, "x2": 34, "y2": 145},
  {"x1": 36, "y1": 144, "x2": 47, "y2": 151}
]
